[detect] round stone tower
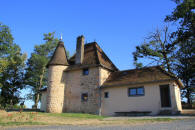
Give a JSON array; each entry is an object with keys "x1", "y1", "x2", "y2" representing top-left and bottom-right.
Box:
[{"x1": 46, "y1": 40, "x2": 69, "y2": 113}]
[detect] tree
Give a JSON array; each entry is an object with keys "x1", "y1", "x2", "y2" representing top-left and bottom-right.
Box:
[
  {"x1": 165, "y1": 0, "x2": 195, "y2": 104},
  {"x1": 25, "y1": 32, "x2": 69, "y2": 108},
  {"x1": 0, "y1": 23, "x2": 13, "y2": 83},
  {"x1": 133, "y1": 26, "x2": 177, "y2": 73},
  {"x1": 165, "y1": 0, "x2": 195, "y2": 43},
  {"x1": 0, "y1": 23, "x2": 26, "y2": 108},
  {"x1": 175, "y1": 40, "x2": 195, "y2": 104}
]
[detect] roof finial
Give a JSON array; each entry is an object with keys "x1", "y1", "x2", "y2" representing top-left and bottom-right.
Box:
[{"x1": 60, "y1": 33, "x2": 63, "y2": 41}]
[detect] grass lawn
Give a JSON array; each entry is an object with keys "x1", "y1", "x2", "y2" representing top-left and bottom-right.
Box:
[{"x1": 0, "y1": 110, "x2": 178, "y2": 128}]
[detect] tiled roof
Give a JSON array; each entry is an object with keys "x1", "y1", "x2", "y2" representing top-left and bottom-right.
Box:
[
  {"x1": 67, "y1": 42, "x2": 118, "y2": 71},
  {"x1": 46, "y1": 41, "x2": 69, "y2": 67},
  {"x1": 103, "y1": 66, "x2": 183, "y2": 88}
]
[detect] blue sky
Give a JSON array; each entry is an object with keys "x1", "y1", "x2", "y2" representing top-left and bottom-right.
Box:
[{"x1": 0, "y1": 0, "x2": 176, "y2": 108}]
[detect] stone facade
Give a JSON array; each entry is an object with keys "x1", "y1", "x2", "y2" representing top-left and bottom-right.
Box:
[
  {"x1": 64, "y1": 67, "x2": 102, "y2": 114},
  {"x1": 43, "y1": 72, "x2": 182, "y2": 116},
  {"x1": 75, "y1": 36, "x2": 84, "y2": 64},
  {"x1": 45, "y1": 65, "x2": 112, "y2": 114},
  {"x1": 46, "y1": 65, "x2": 68, "y2": 113},
  {"x1": 41, "y1": 37, "x2": 183, "y2": 116},
  {"x1": 43, "y1": 63, "x2": 182, "y2": 116}
]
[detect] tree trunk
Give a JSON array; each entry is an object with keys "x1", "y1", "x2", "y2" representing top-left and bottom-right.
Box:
[
  {"x1": 161, "y1": 40, "x2": 171, "y2": 73},
  {"x1": 34, "y1": 67, "x2": 45, "y2": 109},
  {"x1": 186, "y1": 88, "x2": 191, "y2": 105},
  {"x1": 34, "y1": 93, "x2": 40, "y2": 109},
  {"x1": 163, "y1": 52, "x2": 171, "y2": 73},
  {"x1": 185, "y1": 77, "x2": 191, "y2": 105}
]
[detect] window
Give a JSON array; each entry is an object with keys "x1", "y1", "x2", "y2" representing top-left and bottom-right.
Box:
[
  {"x1": 129, "y1": 88, "x2": 136, "y2": 96},
  {"x1": 81, "y1": 93, "x2": 88, "y2": 102},
  {"x1": 137, "y1": 87, "x2": 144, "y2": 95},
  {"x1": 104, "y1": 92, "x2": 109, "y2": 98},
  {"x1": 128, "y1": 87, "x2": 144, "y2": 96},
  {"x1": 83, "y1": 68, "x2": 89, "y2": 75}
]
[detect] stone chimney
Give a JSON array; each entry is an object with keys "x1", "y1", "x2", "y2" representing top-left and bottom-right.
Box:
[{"x1": 75, "y1": 35, "x2": 84, "y2": 64}]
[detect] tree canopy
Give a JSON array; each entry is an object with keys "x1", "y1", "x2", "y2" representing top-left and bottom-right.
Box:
[
  {"x1": 133, "y1": 0, "x2": 195, "y2": 104},
  {"x1": 133, "y1": 26, "x2": 177, "y2": 73},
  {"x1": 165, "y1": 0, "x2": 195, "y2": 104},
  {"x1": 0, "y1": 23, "x2": 26, "y2": 108}
]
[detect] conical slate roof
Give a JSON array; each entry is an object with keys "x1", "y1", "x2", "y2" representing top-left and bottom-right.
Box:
[{"x1": 46, "y1": 41, "x2": 69, "y2": 68}]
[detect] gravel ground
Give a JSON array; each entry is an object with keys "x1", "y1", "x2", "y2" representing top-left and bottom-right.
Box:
[
  {"x1": 104, "y1": 115, "x2": 195, "y2": 120},
  {"x1": 4, "y1": 118, "x2": 195, "y2": 130}
]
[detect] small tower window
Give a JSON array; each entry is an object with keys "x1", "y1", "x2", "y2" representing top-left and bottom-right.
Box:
[
  {"x1": 81, "y1": 93, "x2": 88, "y2": 102},
  {"x1": 83, "y1": 68, "x2": 89, "y2": 75},
  {"x1": 104, "y1": 92, "x2": 109, "y2": 98}
]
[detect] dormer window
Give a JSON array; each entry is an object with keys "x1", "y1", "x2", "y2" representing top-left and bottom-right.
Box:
[{"x1": 83, "y1": 68, "x2": 89, "y2": 75}]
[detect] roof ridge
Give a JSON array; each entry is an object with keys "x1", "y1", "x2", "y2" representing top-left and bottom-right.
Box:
[
  {"x1": 84, "y1": 42, "x2": 97, "y2": 46},
  {"x1": 103, "y1": 65, "x2": 184, "y2": 88},
  {"x1": 157, "y1": 66, "x2": 178, "y2": 79},
  {"x1": 115, "y1": 65, "x2": 161, "y2": 73},
  {"x1": 94, "y1": 42, "x2": 118, "y2": 71},
  {"x1": 94, "y1": 43, "x2": 100, "y2": 65}
]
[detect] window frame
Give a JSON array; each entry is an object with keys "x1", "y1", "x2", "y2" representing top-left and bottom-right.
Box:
[
  {"x1": 81, "y1": 93, "x2": 88, "y2": 102},
  {"x1": 82, "y1": 68, "x2": 89, "y2": 75},
  {"x1": 104, "y1": 92, "x2": 109, "y2": 98},
  {"x1": 128, "y1": 87, "x2": 145, "y2": 97}
]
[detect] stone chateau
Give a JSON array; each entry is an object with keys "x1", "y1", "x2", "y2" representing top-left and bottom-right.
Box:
[{"x1": 40, "y1": 35, "x2": 183, "y2": 116}]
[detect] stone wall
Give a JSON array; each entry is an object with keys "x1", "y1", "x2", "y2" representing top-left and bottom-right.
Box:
[
  {"x1": 64, "y1": 67, "x2": 100, "y2": 114},
  {"x1": 46, "y1": 65, "x2": 113, "y2": 114},
  {"x1": 46, "y1": 65, "x2": 67, "y2": 113}
]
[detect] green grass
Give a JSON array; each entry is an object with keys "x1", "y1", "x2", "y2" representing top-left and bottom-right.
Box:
[
  {"x1": 0, "y1": 112, "x2": 179, "y2": 127},
  {"x1": 0, "y1": 118, "x2": 2, "y2": 124},
  {"x1": 0, "y1": 121, "x2": 46, "y2": 126},
  {"x1": 40, "y1": 112, "x2": 106, "y2": 120}
]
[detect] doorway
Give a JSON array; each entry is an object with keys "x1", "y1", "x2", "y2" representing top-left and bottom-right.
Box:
[{"x1": 160, "y1": 85, "x2": 171, "y2": 107}]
